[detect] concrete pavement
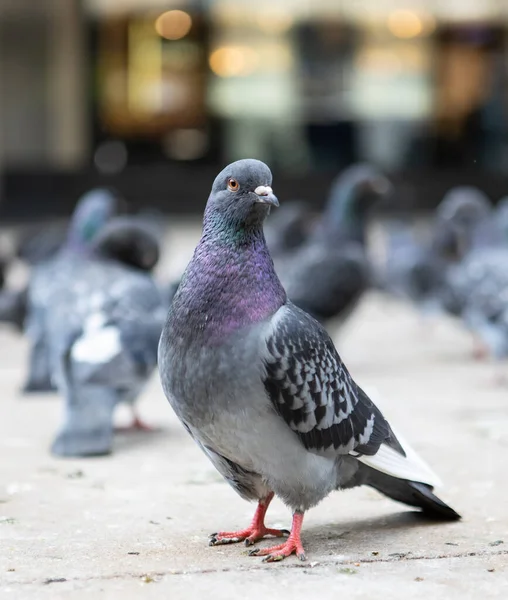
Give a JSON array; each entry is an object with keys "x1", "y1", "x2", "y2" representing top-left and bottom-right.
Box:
[{"x1": 0, "y1": 224, "x2": 507, "y2": 598}]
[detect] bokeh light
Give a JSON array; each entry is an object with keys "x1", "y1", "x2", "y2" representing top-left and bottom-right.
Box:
[
  {"x1": 209, "y1": 46, "x2": 259, "y2": 78},
  {"x1": 155, "y1": 10, "x2": 192, "y2": 41},
  {"x1": 387, "y1": 10, "x2": 423, "y2": 39}
]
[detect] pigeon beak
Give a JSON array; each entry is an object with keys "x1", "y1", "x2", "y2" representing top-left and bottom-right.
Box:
[{"x1": 254, "y1": 186, "x2": 279, "y2": 208}]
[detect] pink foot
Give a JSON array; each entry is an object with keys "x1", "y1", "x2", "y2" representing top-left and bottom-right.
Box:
[
  {"x1": 209, "y1": 524, "x2": 289, "y2": 547},
  {"x1": 209, "y1": 492, "x2": 288, "y2": 547},
  {"x1": 472, "y1": 336, "x2": 489, "y2": 361},
  {"x1": 115, "y1": 417, "x2": 157, "y2": 433},
  {"x1": 249, "y1": 511, "x2": 306, "y2": 562}
]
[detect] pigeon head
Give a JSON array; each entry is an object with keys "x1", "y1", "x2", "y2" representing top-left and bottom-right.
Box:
[
  {"x1": 435, "y1": 187, "x2": 494, "y2": 257},
  {"x1": 436, "y1": 187, "x2": 491, "y2": 229},
  {"x1": 204, "y1": 159, "x2": 278, "y2": 235},
  {"x1": 67, "y1": 188, "x2": 120, "y2": 251},
  {"x1": 324, "y1": 164, "x2": 391, "y2": 242},
  {"x1": 92, "y1": 216, "x2": 160, "y2": 272}
]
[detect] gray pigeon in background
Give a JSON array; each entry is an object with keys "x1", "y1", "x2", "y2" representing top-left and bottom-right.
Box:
[
  {"x1": 378, "y1": 221, "x2": 432, "y2": 306},
  {"x1": 158, "y1": 159, "x2": 460, "y2": 563},
  {"x1": 380, "y1": 188, "x2": 494, "y2": 323},
  {"x1": 39, "y1": 217, "x2": 165, "y2": 457},
  {"x1": 264, "y1": 200, "x2": 314, "y2": 260},
  {"x1": 441, "y1": 220, "x2": 508, "y2": 362},
  {"x1": 24, "y1": 188, "x2": 120, "y2": 393},
  {"x1": 379, "y1": 216, "x2": 465, "y2": 315},
  {"x1": 276, "y1": 164, "x2": 392, "y2": 325},
  {"x1": 430, "y1": 189, "x2": 508, "y2": 360},
  {"x1": 435, "y1": 186, "x2": 492, "y2": 236}
]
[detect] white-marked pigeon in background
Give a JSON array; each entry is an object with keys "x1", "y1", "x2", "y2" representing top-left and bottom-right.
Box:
[
  {"x1": 24, "y1": 189, "x2": 120, "y2": 394},
  {"x1": 275, "y1": 164, "x2": 392, "y2": 326},
  {"x1": 40, "y1": 217, "x2": 166, "y2": 457},
  {"x1": 158, "y1": 159, "x2": 460, "y2": 563}
]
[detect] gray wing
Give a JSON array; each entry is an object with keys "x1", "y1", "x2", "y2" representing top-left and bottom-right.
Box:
[{"x1": 263, "y1": 303, "x2": 404, "y2": 457}]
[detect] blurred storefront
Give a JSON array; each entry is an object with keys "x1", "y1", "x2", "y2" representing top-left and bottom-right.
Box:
[{"x1": 1, "y1": 0, "x2": 508, "y2": 218}]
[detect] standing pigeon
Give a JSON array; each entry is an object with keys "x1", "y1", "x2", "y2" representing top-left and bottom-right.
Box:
[
  {"x1": 440, "y1": 213, "x2": 508, "y2": 364},
  {"x1": 276, "y1": 164, "x2": 391, "y2": 325},
  {"x1": 158, "y1": 159, "x2": 460, "y2": 563},
  {"x1": 42, "y1": 217, "x2": 166, "y2": 457},
  {"x1": 24, "y1": 188, "x2": 120, "y2": 393},
  {"x1": 264, "y1": 200, "x2": 314, "y2": 260}
]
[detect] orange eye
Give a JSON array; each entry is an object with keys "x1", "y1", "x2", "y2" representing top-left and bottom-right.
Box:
[{"x1": 227, "y1": 178, "x2": 240, "y2": 192}]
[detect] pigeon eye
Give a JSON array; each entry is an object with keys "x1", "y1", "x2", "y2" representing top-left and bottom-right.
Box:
[{"x1": 227, "y1": 178, "x2": 240, "y2": 192}]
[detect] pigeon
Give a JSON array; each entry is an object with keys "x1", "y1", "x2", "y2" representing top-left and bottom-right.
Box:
[
  {"x1": 441, "y1": 223, "x2": 508, "y2": 362},
  {"x1": 275, "y1": 164, "x2": 392, "y2": 325},
  {"x1": 40, "y1": 217, "x2": 166, "y2": 457},
  {"x1": 434, "y1": 186, "x2": 492, "y2": 241},
  {"x1": 382, "y1": 189, "x2": 493, "y2": 317},
  {"x1": 379, "y1": 215, "x2": 466, "y2": 317},
  {"x1": 158, "y1": 159, "x2": 460, "y2": 563},
  {"x1": 430, "y1": 190, "x2": 508, "y2": 361},
  {"x1": 24, "y1": 188, "x2": 120, "y2": 393},
  {"x1": 264, "y1": 200, "x2": 314, "y2": 260}
]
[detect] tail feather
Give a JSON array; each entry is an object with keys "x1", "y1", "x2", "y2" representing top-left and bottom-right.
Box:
[{"x1": 362, "y1": 465, "x2": 461, "y2": 520}]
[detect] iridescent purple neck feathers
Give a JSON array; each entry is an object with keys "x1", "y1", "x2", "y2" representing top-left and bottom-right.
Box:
[{"x1": 170, "y1": 227, "x2": 286, "y2": 345}]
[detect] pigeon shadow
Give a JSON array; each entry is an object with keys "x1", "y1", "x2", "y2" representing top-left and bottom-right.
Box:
[{"x1": 304, "y1": 510, "x2": 454, "y2": 549}]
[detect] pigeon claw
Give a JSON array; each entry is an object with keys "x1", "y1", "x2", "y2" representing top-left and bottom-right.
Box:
[
  {"x1": 209, "y1": 526, "x2": 289, "y2": 547},
  {"x1": 248, "y1": 538, "x2": 306, "y2": 563}
]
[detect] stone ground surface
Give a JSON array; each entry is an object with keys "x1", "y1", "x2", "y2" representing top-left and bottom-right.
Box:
[{"x1": 1, "y1": 222, "x2": 507, "y2": 599}]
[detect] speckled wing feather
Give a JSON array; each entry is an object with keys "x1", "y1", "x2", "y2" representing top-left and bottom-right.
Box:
[{"x1": 263, "y1": 304, "x2": 404, "y2": 457}]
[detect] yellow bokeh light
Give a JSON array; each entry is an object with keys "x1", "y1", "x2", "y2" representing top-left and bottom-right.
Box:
[
  {"x1": 155, "y1": 10, "x2": 192, "y2": 41},
  {"x1": 387, "y1": 10, "x2": 423, "y2": 39},
  {"x1": 209, "y1": 46, "x2": 259, "y2": 77}
]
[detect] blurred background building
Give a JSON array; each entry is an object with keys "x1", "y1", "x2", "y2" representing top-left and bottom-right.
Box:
[{"x1": 1, "y1": 0, "x2": 508, "y2": 219}]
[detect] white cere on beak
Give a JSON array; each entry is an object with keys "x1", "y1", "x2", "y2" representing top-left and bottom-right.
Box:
[{"x1": 254, "y1": 186, "x2": 273, "y2": 196}]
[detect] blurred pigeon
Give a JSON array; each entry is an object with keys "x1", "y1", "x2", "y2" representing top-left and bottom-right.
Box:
[
  {"x1": 264, "y1": 200, "x2": 314, "y2": 260},
  {"x1": 379, "y1": 217, "x2": 463, "y2": 316},
  {"x1": 381, "y1": 189, "x2": 493, "y2": 319},
  {"x1": 158, "y1": 159, "x2": 460, "y2": 563},
  {"x1": 40, "y1": 218, "x2": 166, "y2": 457},
  {"x1": 276, "y1": 164, "x2": 392, "y2": 325},
  {"x1": 24, "y1": 188, "x2": 120, "y2": 393},
  {"x1": 435, "y1": 186, "x2": 491, "y2": 241},
  {"x1": 433, "y1": 191, "x2": 508, "y2": 361}
]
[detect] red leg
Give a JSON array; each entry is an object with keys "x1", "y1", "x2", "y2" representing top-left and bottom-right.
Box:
[
  {"x1": 115, "y1": 408, "x2": 157, "y2": 433},
  {"x1": 472, "y1": 335, "x2": 489, "y2": 361},
  {"x1": 209, "y1": 492, "x2": 289, "y2": 547},
  {"x1": 249, "y1": 511, "x2": 306, "y2": 562}
]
